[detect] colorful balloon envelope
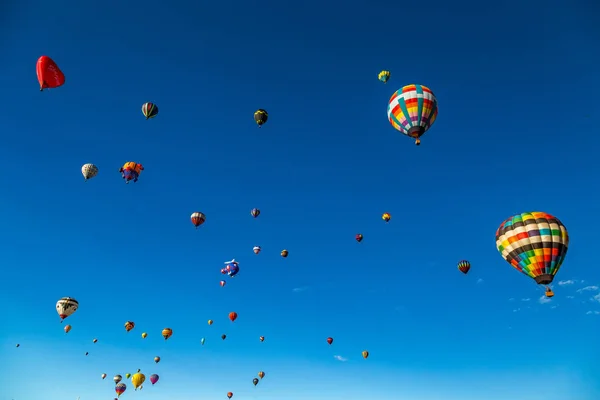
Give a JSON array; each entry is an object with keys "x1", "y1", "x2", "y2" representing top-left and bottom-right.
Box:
[
  {"x1": 115, "y1": 383, "x2": 126, "y2": 397},
  {"x1": 251, "y1": 208, "x2": 261, "y2": 218},
  {"x1": 201, "y1": 337, "x2": 205, "y2": 345},
  {"x1": 252, "y1": 378, "x2": 259, "y2": 386},
  {"x1": 457, "y1": 260, "x2": 471, "y2": 274},
  {"x1": 141, "y1": 102, "x2": 159, "y2": 119},
  {"x1": 220, "y1": 280, "x2": 226, "y2": 287},
  {"x1": 102, "y1": 373, "x2": 107, "y2": 379},
  {"x1": 387, "y1": 84, "x2": 438, "y2": 146},
  {"x1": 124, "y1": 321, "x2": 135, "y2": 332},
  {"x1": 114, "y1": 375, "x2": 122, "y2": 384},
  {"x1": 56, "y1": 297, "x2": 79, "y2": 321},
  {"x1": 125, "y1": 373, "x2": 131, "y2": 379},
  {"x1": 326, "y1": 337, "x2": 333, "y2": 345},
  {"x1": 495, "y1": 212, "x2": 569, "y2": 286},
  {"x1": 64, "y1": 324, "x2": 72, "y2": 333},
  {"x1": 154, "y1": 356, "x2": 160, "y2": 363},
  {"x1": 258, "y1": 371, "x2": 265, "y2": 379},
  {"x1": 253, "y1": 246, "x2": 261, "y2": 254},
  {"x1": 208, "y1": 319, "x2": 213, "y2": 325},
  {"x1": 254, "y1": 109, "x2": 268, "y2": 127},
  {"x1": 221, "y1": 334, "x2": 227, "y2": 340},
  {"x1": 281, "y1": 249, "x2": 289, "y2": 258},
  {"x1": 36, "y1": 56, "x2": 65, "y2": 91},
  {"x1": 224, "y1": 259, "x2": 240, "y2": 277},
  {"x1": 191, "y1": 212, "x2": 206, "y2": 228},
  {"x1": 229, "y1": 312, "x2": 238, "y2": 322},
  {"x1": 150, "y1": 374, "x2": 159, "y2": 385},
  {"x1": 378, "y1": 70, "x2": 390, "y2": 83},
  {"x1": 81, "y1": 163, "x2": 98, "y2": 181},
  {"x1": 382, "y1": 213, "x2": 391, "y2": 222},
  {"x1": 142, "y1": 332, "x2": 147, "y2": 338},
  {"x1": 362, "y1": 350, "x2": 369, "y2": 359},
  {"x1": 162, "y1": 328, "x2": 173, "y2": 340},
  {"x1": 93, "y1": 338, "x2": 98, "y2": 343},
  {"x1": 227, "y1": 392, "x2": 233, "y2": 399},
  {"x1": 259, "y1": 336, "x2": 265, "y2": 342},
  {"x1": 355, "y1": 234, "x2": 363, "y2": 242}
]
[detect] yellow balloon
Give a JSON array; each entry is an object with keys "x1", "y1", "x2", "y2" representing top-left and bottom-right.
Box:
[
  {"x1": 141, "y1": 332, "x2": 147, "y2": 338},
  {"x1": 208, "y1": 319, "x2": 213, "y2": 325},
  {"x1": 132, "y1": 372, "x2": 146, "y2": 390}
]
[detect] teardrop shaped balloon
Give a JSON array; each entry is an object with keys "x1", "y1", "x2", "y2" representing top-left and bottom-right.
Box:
[
  {"x1": 124, "y1": 321, "x2": 135, "y2": 332},
  {"x1": 229, "y1": 312, "x2": 238, "y2": 322},
  {"x1": 56, "y1": 297, "x2": 79, "y2": 321},
  {"x1": 114, "y1": 375, "x2": 122, "y2": 384},
  {"x1": 154, "y1": 356, "x2": 160, "y2": 363},
  {"x1": 387, "y1": 84, "x2": 438, "y2": 146},
  {"x1": 495, "y1": 212, "x2": 569, "y2": 285},
  {"x1": 36, "y1": 56, "x2": 65, "y2": 91},
  {"x1": 252, "y1": 378, "x2": 259, "y2": 386},
  {"x1": 162, "y1": 328, "x2": 173, "y2": 340},
  {"x1": 201, "y1": 337, "x2": 205, "y2": 345},
  {"x1": 81, "y1": 163, "x2": 98, "y2": 181},
  {"x1": 258, "y1": 371, "x2": 265, "y2": 379},
  {"x1": 141, "y1": 102, "x2": 159, "y2": 119},
  {"x1": 101, "y1": 373, "x2": 107, "y2": 380},
  {"x1": 150, "y1": 374, "x2": 159, "y2": 385},
  {"x1": 362, "y1": 350, "x2": 369, "y2": 359},
  {"x1": 457, "y1": 260, "x2": 471, "y2": 274},
  {"x1": 115, "y1": 383, "x2": 126, "y2": 397},
  {"x1": 131, "y1": 372, "x2": 145, "y2": 390},
  {"x1": 227, "y1": 392, "x2": 233, "y2": 399}
]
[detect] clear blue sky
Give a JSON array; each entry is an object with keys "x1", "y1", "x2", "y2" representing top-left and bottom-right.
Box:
[{"x1": 1, "y1": 0, "x2": 599, "y2": 399}]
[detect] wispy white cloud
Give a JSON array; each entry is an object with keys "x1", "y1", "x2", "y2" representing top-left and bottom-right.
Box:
[
  {"x1": 476, "y1": 278, "x2": 484, "y2": 284},
  {"x1": 566, "y1": 295, "x2": 575, "y2": 299},
  {"x1": 558, "y1": 280, "x2": 575, "y2": 286},
  {"x1": 521, "y1": 298, "x2": 530, "y2": 302},
  {"x1": 551, "y1": 305, "x2": 558, "y2": 309},
  {"x1": 508, "y1": 297, "x2": 515, "y2": 301},
  {"x1": 592, "y1": 293, "x2": 600, "y2": 303},
  {"x1": 333, "y1": 355, "x2": 347, "y2": 362},
  {"x1": 586, "y1": 311, "x2": 600, "y2": 315},
  {"x1": 577, "y1": 286, "x2": 599, "y2": 293},
  {"x1": 513, "y1": 308, "x2": 520, "y2": 312},
  {"x1": 292, "y1": 286, "x2": 309, "y2": 293},
  {"x1": 539, "y1": 295, "x2": 551, "y2": 304}
]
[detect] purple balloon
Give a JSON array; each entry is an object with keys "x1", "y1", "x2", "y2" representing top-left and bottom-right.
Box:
[{"x1": 150, "y1": 374, "x2": 159, "y2": 385}]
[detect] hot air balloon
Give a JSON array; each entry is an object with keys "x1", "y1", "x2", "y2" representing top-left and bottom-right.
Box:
[
  {"x1": 150, "y1": 374, "x2": 159, "y2": 385},
  {"x1": 458, "y1": 260, "x2": 471, "y2": 274},
  {"x1": 208, "y1": 320, "x2": 213, "y2": 325},
  {"x1": 56, "y1": 297, "x2": 78, "y2": 322},
  {"x1": 496, "y1": 212, "x2": 569, "y2": 294},
  {"x1": 93, "y1": 338, "x2": 98, "y2": 343},
  {"x1": 254, "y1": 109, "x2": 268, "y2": 127},
  {"x1": 36, "y1": 56, "x2": 65, "y2": 91},
  {"x1": 387, "y1": 84, "x2": 438, "y2": 146},
  {"x1": 132, "y1": 371, "x2": 145, "y2": 390},
  {"x1": 281, "y1": 249, "x2": 289, "y2": 258},
  {"x1": 221, "y1": 334, "x2": 227, "y2": 340},
  {"x1": 382, "y1": 213, "x2": 391, "y2": 222},
  {"x1": 252, "y1": 378, "x2": 259, "y2": 386},
  {"x1": 126, "y1": 373, "x2": 131, "y2": 379},
  {"x1": 251, "y1": 208, "x2": 260, "y2": 218},
  {"x1": 224, "y1": 259, "x2": 240, "y2": 277},
  {"x1": 16, "y1": 344, "x2": 20, "y2": 347},
  {"x1": 81, "y1": 164, "x2": 98, "y2": 181},
  {"x1": 115, "y1": 383, "x2": 126, "y2": 397},
  {"x1": 201, "y1": 337, "x2": 205, "y2": 345},
  {"x1": 162, "y1": 328, "x2": 173, "y2": 340},
  {"x1": 378, "y1": 70, "x2": 390, "y2": 83},
  {"x1": 124, "y1": 321, "x2": 135, "y2": 332},
  {"x1": 141, "y1": 102, "x2": 159, "y2": 119},
  {"x1": 102, "y1": 373, "x2": 107, "y2": 380},
  {"x1": 114, "y1": 375, "x2": 122, "y2": 384},
  {"x1": 191, "y1": 212, "x2": 206, "y2": 228},
  {"x1": 142, "y1": 332, "x2": 147, "y2": 338},
  {"x1": 258, "y1": 371, "x2": 265, "y2": 379},
  {"x1": 362, "y1": 350, "x2": 369, "y2": 359},
  {"x1": 220, "y1": 280, "x2": 226, "y2": 287},
  {"x1": 154, "y1": 356, "x2": 160, "y2": 363},
  {"x1": 229, "y1": 312, "x2": 238, "y2": 322},
  {"x1": 119, "y1": 162, "x2": 144, "y2": 184},
  {"x1": 64, "y1": 324, "x2": 72, "y2": 334},
  {"x1": 259, "y1": 336, "x2": 265, "y2": 342},
  {"x1": 227, "y1": 392, "x2": 233, "y2": 399},
  {"x1": 253, "y1": 246, "x2": 261, "y2": 254},
  {"x1": 326, "y1": 337, "x2": 333, "y2": 345},
  {"x1": 355, "y1": 234, "x2": 363, "y2": 243},
  {"x1": 85, "y1": 352, "x2": 89, "y2": 356}
]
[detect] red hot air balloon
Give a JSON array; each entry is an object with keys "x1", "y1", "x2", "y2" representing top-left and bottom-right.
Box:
[
  {"x1": 457, "y1": 260, "x2": 471, "y2": 274},
  {"x1": 191, "y1": 212, "x2": 206, "y2": 228},
  {"x1": 229, "y1": 312, "x2": 238, "y2": 322},
  {"x1": 36, "y1": 56, "x2": 65, "y2": 91},
  {"x1": 326, "y1": 337, "x2": 333, "y2": 345},
  {"x1": 220, "y1": 280, "x2": 226, "y2": 287},
  {"x1": 355, "y1": 234, "x2": 363, "y2": 242}
]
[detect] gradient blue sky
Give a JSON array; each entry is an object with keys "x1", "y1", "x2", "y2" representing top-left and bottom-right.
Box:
[{"x1": 1, "y1": 0, "x2": 599, "y2": 399}]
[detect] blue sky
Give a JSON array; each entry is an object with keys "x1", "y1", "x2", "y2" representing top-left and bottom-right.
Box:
[{"x1": 1, "y1": 0, "x2": 599, "y2": 399}]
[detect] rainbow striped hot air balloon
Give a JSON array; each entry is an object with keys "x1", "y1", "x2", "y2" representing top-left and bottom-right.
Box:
[
  {"x1": 495, "y1": 212, "x2": 569, "y2": 290},
  {"x1": 387, "y1": 84, "x2": 438, "y2": 146}
]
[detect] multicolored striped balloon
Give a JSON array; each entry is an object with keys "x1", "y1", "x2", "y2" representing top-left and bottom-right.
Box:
[
  {"x1": 495, "y1": 212, "x2": 569, "y2": 285},
  {"x1": 141, "y1": 102, "x2": 159, "y2": 119},
  {"x1": 457, "y1": 260, "x2": 470, "y2": 274},
  {"x1": 387, "y1": 84, "x2": 438, "y2": 146}
]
